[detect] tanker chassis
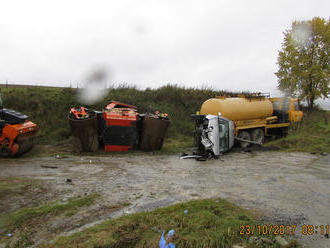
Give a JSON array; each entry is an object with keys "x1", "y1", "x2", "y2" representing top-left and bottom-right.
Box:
[{"x1": 192, "y1": 95, "x2": 303, "y2": 158}]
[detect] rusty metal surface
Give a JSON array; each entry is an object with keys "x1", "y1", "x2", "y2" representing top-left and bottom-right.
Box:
[
  {"x1": 68, "y1": 112, "x2": 99, "y2": 152},
  {"x1": 139, "y1": 115, "x2": 170, "y2": 151}
]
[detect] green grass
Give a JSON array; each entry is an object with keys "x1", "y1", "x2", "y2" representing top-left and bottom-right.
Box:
[
  {"x1": 44, "y1": 198, "x2": 298, "y2": 248},
  {"x1": 0, "y1": 194, "x2": 99, "y2": 232},
  {"x1": 1, "y1": 85, "x2": 329, "y2": 154},
  {"x1": 47, "y1": 198, "x2": 253, "y2": 248},
  {"x1": 0, "y1": 85, "x2": 235, "y2": 146},
  {"x1": 266, "y1": 110, "x2": 330, "y2": 153},
  {"x1": 159, "y1": 135, "x2": 194, "y2": 153}
]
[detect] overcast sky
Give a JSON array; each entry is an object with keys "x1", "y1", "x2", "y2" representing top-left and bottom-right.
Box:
[{"x1": 0, "y1": 0, "x2": 329, "y2": 96}]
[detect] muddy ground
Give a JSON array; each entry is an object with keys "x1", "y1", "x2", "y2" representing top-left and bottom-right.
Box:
[{"x1": 0, "y1": 150, "x2": 329, "y2": 247}]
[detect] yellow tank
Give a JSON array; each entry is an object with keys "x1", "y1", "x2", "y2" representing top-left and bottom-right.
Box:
[{"x1": 200, "y1": 97, "x2": 273, "y2": 121}]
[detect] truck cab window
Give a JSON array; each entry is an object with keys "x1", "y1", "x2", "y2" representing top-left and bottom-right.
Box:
[
  {"x1": 272, "y1": 101, "x2": 280, "y2": 111},
  {"x1": 219, "y1": 124, "x2": 225, "y2": 138}
]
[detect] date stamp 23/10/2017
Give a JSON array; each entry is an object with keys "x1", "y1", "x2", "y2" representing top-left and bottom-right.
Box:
[{"x1": 239, "y1": 224, "x2": 329, "y2": 236}]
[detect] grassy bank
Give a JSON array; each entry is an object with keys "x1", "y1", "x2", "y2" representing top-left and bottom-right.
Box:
[
  {"x1": 1, "y1": 85, "x2": 230, "y2": 145},
  {"x1": 1, "y1": 85, "x2": 329, "y2": 153},
  {"x1": 267, "y1": 110, "x2": 330, "y2": 153},
  {"x1": 44, "y1": 198, "x2": 298, "y2": 248}
]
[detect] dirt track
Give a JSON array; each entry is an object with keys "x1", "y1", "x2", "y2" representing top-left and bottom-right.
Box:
[{"x1": 1, "y1": 151, "x2": 329, "y2": 247}]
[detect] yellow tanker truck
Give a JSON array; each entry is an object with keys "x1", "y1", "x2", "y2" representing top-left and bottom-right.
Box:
[{"x1": 192, "y1": 95, "x2": 303, "y2": 158}]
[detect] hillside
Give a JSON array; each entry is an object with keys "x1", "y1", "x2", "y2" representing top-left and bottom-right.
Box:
[
  {"x1": 0, "y1": 85, "x2": 230, "y2": 149},
  {"x1": 1, "y1": 85, "x2": 329, "y2": 153}
]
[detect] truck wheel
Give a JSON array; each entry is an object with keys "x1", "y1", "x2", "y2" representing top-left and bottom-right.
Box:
[
  {"x1": 238, "y1": 131, "x2": 251, "y2": 148},
  {"x1": 251, "y1": 128, "x2": 265, "y2": 145}
]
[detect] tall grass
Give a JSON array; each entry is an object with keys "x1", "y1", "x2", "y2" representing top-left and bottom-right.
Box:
[
  {"x1": 2, "y1": 85, "x2": 328, "y2": 152},
  {"x1": 267, "y1": 109, "x2": 330, "y2": 152},
  {"x1": 1, "y1": 85, "x2": 234, "y2": 144}
]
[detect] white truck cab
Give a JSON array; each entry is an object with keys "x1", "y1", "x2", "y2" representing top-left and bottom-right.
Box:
[{"x1": 192, "y1": 114, "x2": 235, "y2": 158}]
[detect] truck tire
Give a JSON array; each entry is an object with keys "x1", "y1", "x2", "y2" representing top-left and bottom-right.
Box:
[
  {"x1": 238, "y1": 131, "x2": 251, "y2": 148},
  {"x1": 251, "y1": 128, "x2": 264, "y2": 145}
]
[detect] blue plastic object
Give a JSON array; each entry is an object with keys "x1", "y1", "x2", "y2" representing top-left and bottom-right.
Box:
[{"x1": 159, "y1": 231, "x2": 176, "y2": 248}]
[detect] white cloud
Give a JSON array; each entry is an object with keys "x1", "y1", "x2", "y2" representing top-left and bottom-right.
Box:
[{"x1": 0, "y1": 0, "x2": 329, "y2": 95}]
